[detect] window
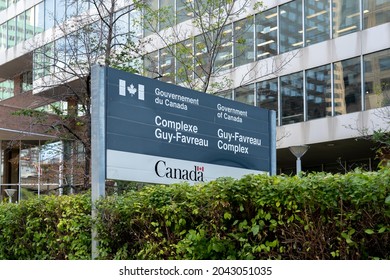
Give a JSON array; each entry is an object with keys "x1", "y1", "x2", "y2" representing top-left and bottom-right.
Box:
[
  {"x1": 144, "y1": 0, "x2": 158, "y2": 36},
  {"x1": 305, "y1": 0, "x2": 330, "y2": 46},
  {"x1": 159, "y1": 46, "x2": 175, "y2": 83},
  {"x1": 214, "y1": 26, "x2": 233, "y2": 72},
  {"x1": 257, "y1": 78, "x2": 278, "y2": 122},
  {"x1": 45, "y1": 0, "x2": 55, "y2": 30},
  {"x1": 332, "y1": 0, "x2": 360, "y2": 38},
  {"x1": 216, "y1": 89, "x2": 232, "y2": 100},
  {"x1": 22, "y1": 71, "x2": 33, "y2": 92},
  {"x1": 143, "y1": 50, "x2": 159, "y2": 79},
  {"x1": 234, "y1": 16, "x2": 254, "y2": 67},
  {"x1": 194, "y1": 34, "x2": 208, "y2": 79},
  {"x1": 306, "y1": 64, "x2": 332, "y2": 120},
  {"x1": 34, "y1": 2, "x2": 45, "y2": 35},
  {"x1": 159, "y1": 0, "x2": 175, "y2": 30},
  {"x1": 0, "y1": 22, "x2": 6, "y2": 49},
  {"x1": 234, "y1": 84, "x2": 255, "y2": 105},
  {"x1": 281, "y1": 71, "x2": 304, "y2": 124},
  {"x1": 364, "y1": 49, "x2": 390, "y2": 109},
  {"x1": 280, "y1": 0, "x2": 303, "y2": 53},
  {"x1": 177, "y1": 0, "x2": 192, "y2": 24},
  {"x1": 114, "y1": 8, "x2": 130, "y2": 47},
  {"x1": 0, "y1": 80, "x2": 14, "y2": 100},
  {"x1": 25, "y1": 7, "x2": 35, "y2": 40},
  {"x1": 56, "y1": 0, "x2": 66, "y2": 25},
  {"x1": 333, "y1": 57, "x2": 361, "y2": 114},
  {"x1": 16, "y1": 12, "x2": 25, "y2": 45},
  {"x1": 7, "y1": 18, "x2": 16, "y2": 48},
  {"x1": 176, "y1": 39, "x2": 193, "y2": 84},
  {"x1": 256, "y1": 8, "x2": 278, "y2": 59},
  {"x1": 363, "y1": 0, "x2": 390, "y2": 29}
]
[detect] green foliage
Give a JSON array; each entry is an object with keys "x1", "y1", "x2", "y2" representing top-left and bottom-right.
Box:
[
  {"x1": 95, "y1": 168, "x2": 390, "y2": 260},
  {"x1": 0, "y1": 169, "x2": 389, "y2": 259},
  {"x1": 0, "y1": 194, "x2": 91, "y2": 259}
]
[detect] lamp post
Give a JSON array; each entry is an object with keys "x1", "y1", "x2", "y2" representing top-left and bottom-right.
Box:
[
  {"x1": 288, "y1": 145, "x2": 310, "y2": 175},
  {"x1": 4, "y1": 189, "x2": 17, "y2": 203}
]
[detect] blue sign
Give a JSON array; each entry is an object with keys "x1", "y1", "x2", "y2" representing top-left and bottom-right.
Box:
[{"x1": 95, "y1": 66, "x2": 276, "y2": 185}]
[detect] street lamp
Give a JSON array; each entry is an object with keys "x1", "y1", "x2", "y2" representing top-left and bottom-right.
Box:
[
  {"x1": 4, "y1": 189, "x2": 17, "y2": 203},
  {"x1": 289, "y1": 145, "x2": 310, "y2": 175}
]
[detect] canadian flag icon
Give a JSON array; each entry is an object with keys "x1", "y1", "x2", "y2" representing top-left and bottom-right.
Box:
[{"x1": 196, "y1": 166, "x2": 204, "y2": 172}]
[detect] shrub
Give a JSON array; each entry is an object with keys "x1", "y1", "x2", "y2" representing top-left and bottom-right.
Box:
[
  {"x1": 96, "y1": 168, "x2": 390, "y2": 260},
  {"x1": 0, "y1": 193, "x2": 91, "y2": 259},
  {"x1": 1, "y1": 169, "x2": 389, "y2": 259}
]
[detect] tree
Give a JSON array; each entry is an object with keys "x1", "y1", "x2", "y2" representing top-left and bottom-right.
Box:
[
  {"x1": 135, "y1": 0, "x2": 296, "y2": 95},
  {"x1": 16, "y1": 0, "x2": 145, "y2": 191}
]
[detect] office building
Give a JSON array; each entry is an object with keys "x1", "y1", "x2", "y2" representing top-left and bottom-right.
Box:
[{"x1": 1, "y1": 0, "x2": 390, "y2": 201}]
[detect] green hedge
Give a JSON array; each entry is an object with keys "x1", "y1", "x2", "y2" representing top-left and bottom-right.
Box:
[
  {"x1": 0, "y1": 193, "x2": 91, "y2": 259},
  {"x1": 1, "y1": 169, "x2": 390, "y2": 259}
]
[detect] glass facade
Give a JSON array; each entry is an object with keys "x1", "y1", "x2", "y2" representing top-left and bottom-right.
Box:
[{"x1": 0, "y1": 0, "x2": 389, "y2": 127}]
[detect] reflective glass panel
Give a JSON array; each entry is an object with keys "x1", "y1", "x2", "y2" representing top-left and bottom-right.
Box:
[
  {"x1": 306, "y1": 64, "x2": 332, "y2": 120},
  {"x1": 305, "y1": 0, "x2": 330, "y2": 46},
  {"x1": 332, "y1": 0, "x2": 360, "y2": 38},
  {"x1": 364, "y1": 49, "x2": 390, "y2": 109},
  {"x1": 20, "y1": 142, "x2": 40, "y2": 200},
  {"x1": 257, "y1": 78, "x2": 278, "y2": 119},
  {"x1": 16, "y1": 13, "x2": 25, "y2": 45},
  {"x1": 214, "y1": 26, "x2": 233, "y2": 71},
  {"x1": 234, "y1": 84, "x2": 255, "y2": 105},
  {"x1": 216, "y1": 89, "x2": 233, "y2": 100},
  {"x1": 333, "y1": 57, "x2": 361, "y2": 114},
  {"x1": 159, "y1": 0, "x2": 175, "y2": 30},
  {"x1": 143, "y1": 50, "x2": 159, "y2": 78},
  {"x1": 45, "y1": 0, "x2": 55, "y2": 30},
  {"x1": 194, "y1": 34, "x2": 208, "y2": 79},
  {"x1": 234, "y1": 16, "x2": 254, "y2": 67},
  {"x1": 280, "y1": 0, "x2": 303, "y2": 53},
  {"x1": 176, "y1": 39, "x2": 193, "y2": 84},
  {"x1": 34, "y1": 2, "x2": 45, "y2": 34},
  {"x1": 177, "y1": 0, "x2": 192, "y2": 24},
  {"x1": 0, "y1": 0, "x2": 7, "y2": 11},
  {"x1": 7, "y1": 18, "x2": 16, "y2": 48},
  {"x1": 363, "y1": 0, "x2": 390, "y2": 29},
  {"x1": 256, "y1": 8, "x2": 278, "y2": 59},
  {"x1": 159, "y1": 47, "x2": 175, "y2": 83},
  {"x1": 0, "y1": 80, "x2": 14, "y2": 100},
  {"x1": 144, "y1": 0, "x2": 158, "y2": 36},
  {"x1": 0, "y1": 22, "x2": 6, "y2": 49},
  {"x1": 56, "y1": 0, "x2": 66, "y2": 25},
  {"x1": 25, "y1": 7, "x2": 35, "y2": 40},
  {"x1": 281, "y1": 71, "x2": 304, "y2": 124},
  {"x1": 114, "y1": 8, "x2": 130, "y2": 46}
]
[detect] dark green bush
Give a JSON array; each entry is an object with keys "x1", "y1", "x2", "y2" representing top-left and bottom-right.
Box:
[
  {"x1": 0, "y1": 193, "x2": 91, "y2": 259},
  {"x1": 1, "y1": 169, "x2": 389, "y2": 259}
]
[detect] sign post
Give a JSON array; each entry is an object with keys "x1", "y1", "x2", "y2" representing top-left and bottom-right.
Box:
[{"x1": 91, "y1": 65, "x2": 276, "y2": 258}]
